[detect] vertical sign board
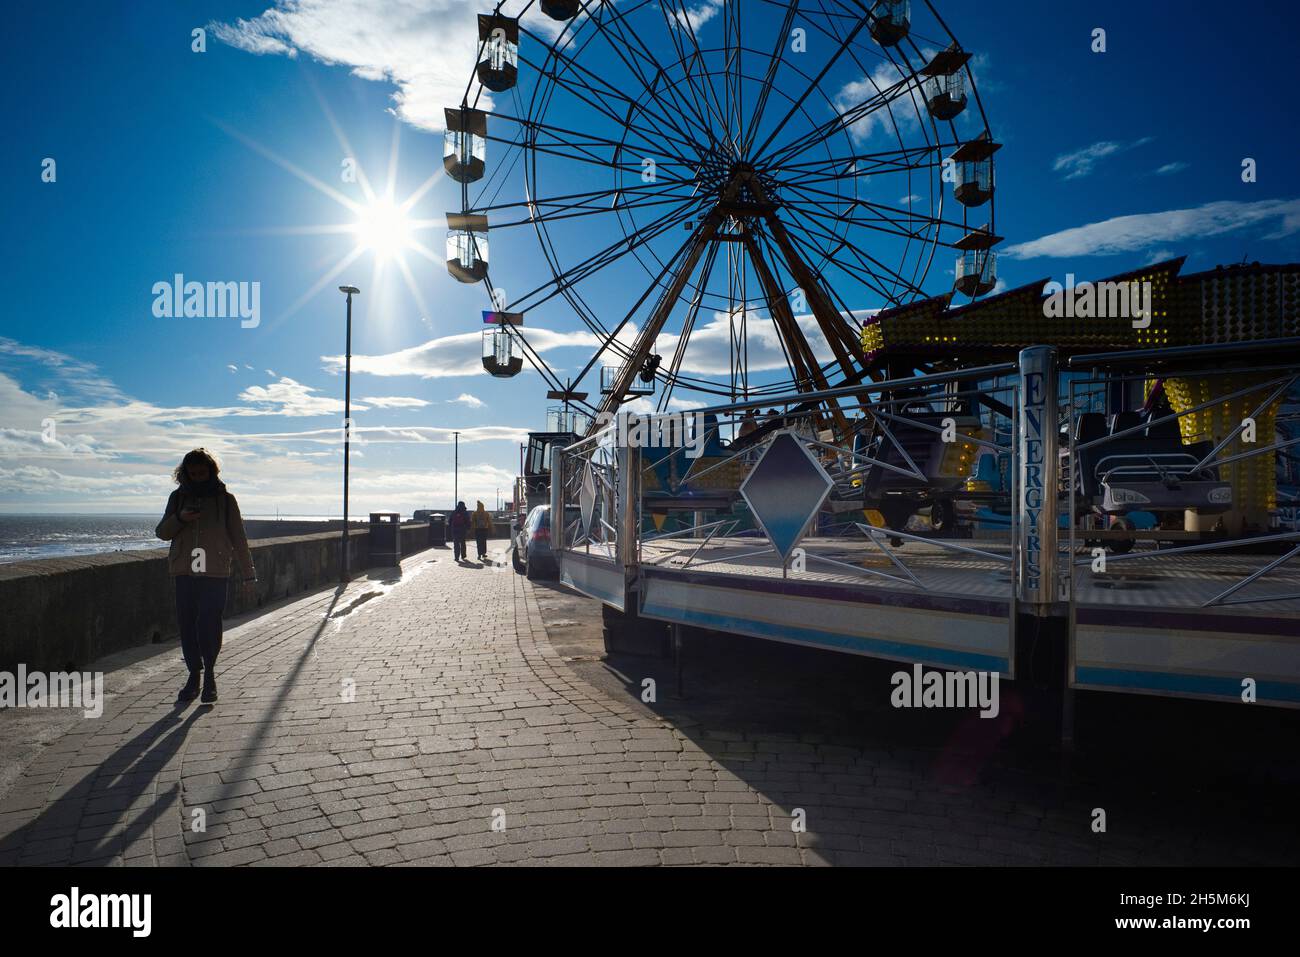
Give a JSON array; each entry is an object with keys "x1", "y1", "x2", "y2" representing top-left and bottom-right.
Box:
[{"x1": 1017, "y1": 346, "x2": 1059, "y2": 612}]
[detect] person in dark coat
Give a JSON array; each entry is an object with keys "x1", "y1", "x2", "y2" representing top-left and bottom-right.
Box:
[
  {"x1": 471, "y1": 501, "x2": 493, "y2": 562},
  {"x1": 155, "y1": 448, "x2": 256, "y2": 705},
  {"x1": 450, "y1": 501, "x2": 470, "y2": 562}
]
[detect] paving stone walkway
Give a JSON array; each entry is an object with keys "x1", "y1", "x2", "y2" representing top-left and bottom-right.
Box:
[{"x1": 0, "y1": 549, "x2": 1290, "y2": 866}]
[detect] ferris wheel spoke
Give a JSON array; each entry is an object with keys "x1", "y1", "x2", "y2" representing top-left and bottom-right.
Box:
[
  {"x1": 780, "y1": 213, "x2": 928, "y2": 304},
  {"x1": 500, "y1": 324, "x2": 570, "y2": 395},
  {"x1": 507, "y1": 193, "x2": 708, "y2": 313},
  {"x1": 582, "y1": 0, "x2": 720, "y2": 148},
  {"x1": 739, "y1": 0, "x2": 801, "y2": 159},
  {"x1": 468, "y1": 178, "x2": 703, "y2": 219},
  {"x1": 589, "y1": 216, "x2": 727, "y2": 418},
  {"x1": 774, "y1": 142, "x2": 952, "y2": 174},
  {"x1": 578, "y1": 0, "x2": 722, "y2": 157},
  {"x1": 515, "y1": 49, "x2": 710, "y2": 165},
  {"x1": 518, "y1": 19, "x2": 715, "y2": 164},
  {"x1": 522, "y1": 22, "x2": 711, "y2": 162},
  {"x1": 760, "y1": 212, "x2": 898, "y2": 307},
  {"x1": 487, "y1": 190, "x2": 709, "y2": 230},
  {"x1": 723, "y1": 0, "x2": 743, "y2": 154},
  {"x1": 760, "y1": 0, "x2": 938, "y2": 170},
  {"x1": 487, "y1": 115, "x2": 701, "y2": 177},
  {"x1": 760, "y1": 74, "x2": 922, "y2": 171},
  {"x1": 656, "y1": 0, "x2": 733, "y2": 148},
  {"x1": 749, "y1": 9, "x2": 874, "y2": 164},
  {"x1": 775, "y1": 182, "x2": 957, "y2": 242},
  {"x1": 761, "y1": 218, "x2": 869, "y2": 371},
  {"x1": 744, "y1": 232, "x2": 830, "y2": 393},
  {"x1": 655, "y1": 240, "x2": 724, "y2": 412}
]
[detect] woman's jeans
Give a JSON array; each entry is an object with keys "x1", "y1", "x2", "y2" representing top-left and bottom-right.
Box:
[
  {"x1": 452, "y1": 532, "x2": 467, "y2": 561},
  {"x1": 176, "y1": 575, "x2": 228, "y2": 674},
  {"x1": 475, "y1": 530, "x2": 488, "y2": 559}
]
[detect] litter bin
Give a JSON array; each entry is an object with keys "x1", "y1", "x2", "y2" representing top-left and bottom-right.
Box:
[
  {"x1": 369, "y1": 512, "x2": 401, "y2": 566},
  {"x1": 429, "y1": 513, "x2": 446, "y2": 547}
]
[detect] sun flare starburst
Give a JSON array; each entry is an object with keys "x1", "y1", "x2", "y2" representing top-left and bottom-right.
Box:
[
  {"x1": 353, "y1": 197, "x2": 416, "y2": 261},
  {"x1": 218, "y1": 108, "x2": 447, "y2": 329}
]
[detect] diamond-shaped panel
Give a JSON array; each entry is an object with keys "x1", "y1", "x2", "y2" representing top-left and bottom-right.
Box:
[
  {"x1": 740, "y1": 432, "x2": 833, "y2": 562},
  {"x1": 579, "y1": 462, "x2": 597, "y2": 539}
]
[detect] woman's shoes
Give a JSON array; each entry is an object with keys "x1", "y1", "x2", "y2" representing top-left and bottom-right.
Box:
[
  {"x1": 201, "y1": 675, "x2": 218, "y2": 704},
  {"x1": 177, "y1": 671, "x2": 201, "y2": 703}
]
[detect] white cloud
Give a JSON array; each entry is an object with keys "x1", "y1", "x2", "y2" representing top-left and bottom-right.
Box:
[
  {"x1": 212, "y1": 0, "x2": 563, "y2": 132},
  {"x1": 620, "y1": 397, "x2": 708, "y2": 416},
  {"x1": 651, "y1": 308, "x2": 875, "y2": 377},
  {"x1": 361, "y1": 395, "x2": 431, "y2": 409},
  {"x1": 1052, "y1": 137, "x2": 1153, "y2": 180},
  {"x1": 1155, "y1": 161, "x2": 1190, "y2": 176},
  {"x1": 0, "y1": 337, "x2": 125, "y2": 403},
  {"x1": 323, "y1": 325, "x2": 599, "y2": 378},
  {"x1": 1002, "y1": 198, "x2": 1300, "y2": 259},
  {"x1": 0, "y1": 341, "x2": 531, "y2": 516},
  {"x1": 835, "y1": 63, "x2": 917, "y2": 145},
  {"x1": 227, "y1": 364, "x2": 238, "y2": 373},
  {"x1": 672, "y1": 0, "x2": 723, "y2": 31},
  {"x1": 238, "y1": 377, "x2": 351, "y2": 416},
  {"x1": 451, "y1": 393, "x2": 485, "y2": 408}
]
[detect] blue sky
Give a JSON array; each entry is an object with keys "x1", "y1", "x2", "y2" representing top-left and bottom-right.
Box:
[{"x1": 2, "y1": 0, "x2": 1298, "y2": 516}]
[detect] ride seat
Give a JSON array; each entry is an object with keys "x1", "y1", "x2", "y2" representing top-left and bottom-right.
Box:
[
  {"x1": 1110, "y1": 411, "x2": 1142, "y2": 436},
  {"x1": 1075, "y1": 412, "x2": 1106, "y2": 444},
  {"x1": 1144, "y1": 412, "x2": 1182, "y2": 442}
]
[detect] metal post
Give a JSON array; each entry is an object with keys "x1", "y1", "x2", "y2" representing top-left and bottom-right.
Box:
[
  {"x1": 338, "y1": 285, "x2": 359, "y2": 583},
  {"x1": 550, "y1": 442, "x2": 564, "y2": 554},
  {"x1": 618, "y1": 418, "x2": 639, "y2": 568},
  {"x1": 453, "y1": 431, "x2": 460, "y2": 507},
  {"x1": 1017, "y1": 346, "x2": 1059, "y2": 614}
]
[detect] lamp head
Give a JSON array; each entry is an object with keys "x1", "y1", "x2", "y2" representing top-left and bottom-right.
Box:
[{"x1": 339, "y1": 285, "x2": 361, "y2": 295}]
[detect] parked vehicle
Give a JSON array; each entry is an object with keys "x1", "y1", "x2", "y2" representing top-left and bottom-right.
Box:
[{"x1": 512, "y1": 504, "x2": 580, "y2": 579}]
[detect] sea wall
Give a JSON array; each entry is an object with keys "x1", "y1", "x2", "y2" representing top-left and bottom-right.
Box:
[{"x1": 0, "y1": 523, "x2": 439, "y2": 673}]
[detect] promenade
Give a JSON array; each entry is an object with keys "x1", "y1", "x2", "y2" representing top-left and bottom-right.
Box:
[{"x1": 0, "y1": 547, "x2": 1295, "y2": 867}]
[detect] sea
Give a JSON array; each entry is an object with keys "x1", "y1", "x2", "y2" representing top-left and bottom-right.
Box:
[{"x1": 0, "y1": 514, "x2": 341, "y2": 565}]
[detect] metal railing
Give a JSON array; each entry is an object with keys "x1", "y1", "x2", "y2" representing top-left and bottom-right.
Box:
[
  {"x1": 559, "y1": 362, "x2": 1023, "y2": 608},
  {"x1": 1065, "y1": 356, "x2": 1300, "y2": 611},
  {"x1": 555, "y1": 346, "x2": 1300, "y2": 617}
]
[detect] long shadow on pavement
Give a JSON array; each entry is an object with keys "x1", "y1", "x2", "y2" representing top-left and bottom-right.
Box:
[
  {"x1": 0, "y1": 583, "x2": 350, "y2": 865},
  {"x1": 0, "y1": 706, "x2": 206, "y2": 865}
]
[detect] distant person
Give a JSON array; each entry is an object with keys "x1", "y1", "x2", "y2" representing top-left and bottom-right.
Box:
[
  {"x1": 450, "y1": 501, "x2": 470, "y2": 562},
  {"x1": 472, "y1": 501, "x2": 493, "y2": 562},
  {"x1": 155, "y1": 448, "x2": 256, "y2": 705}
]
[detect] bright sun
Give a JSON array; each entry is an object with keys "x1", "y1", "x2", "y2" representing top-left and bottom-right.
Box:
[{"x1": 353, "y1": 197, "x2": 414, "y2": 261}]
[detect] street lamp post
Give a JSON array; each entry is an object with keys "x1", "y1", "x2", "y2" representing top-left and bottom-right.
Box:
[
  {"x1": 453, "y1": 431, "x2": 460, "y2": 508},
  {"x1": 338, "y1": 285, "x2": 360, "y2": 584}
]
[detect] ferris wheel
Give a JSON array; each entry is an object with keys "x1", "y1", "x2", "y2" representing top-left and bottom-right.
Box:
[{"x1": 443, "y1": 0, "x2": 1000, "y2": 427}]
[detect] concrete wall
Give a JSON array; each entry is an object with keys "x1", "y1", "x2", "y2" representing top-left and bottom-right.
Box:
[{"x1": 0, "y1": 523, "x2": 439, "y2": 673}]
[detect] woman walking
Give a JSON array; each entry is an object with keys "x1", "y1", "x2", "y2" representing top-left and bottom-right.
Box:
[
  {"x1": 155, "y1": 449, "x2": 256, "y2": 705},
  {"x1": 472, "y1": 500, "x2": 493, "y2": 562}
]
